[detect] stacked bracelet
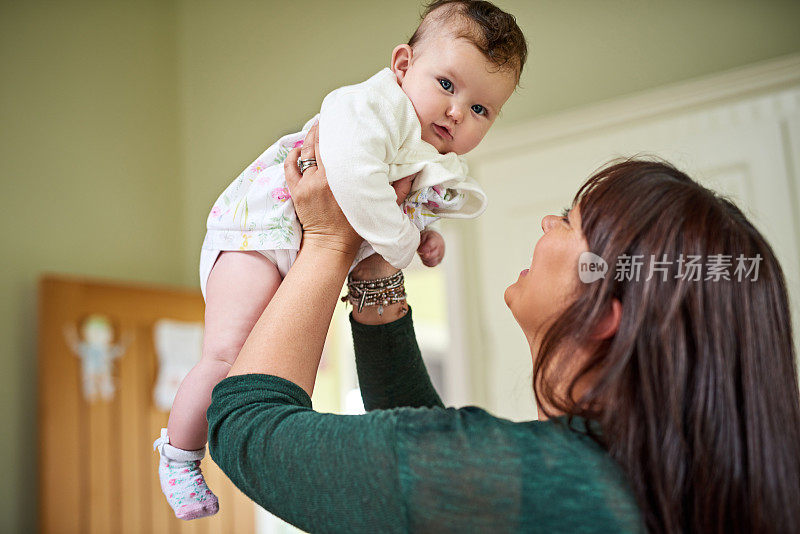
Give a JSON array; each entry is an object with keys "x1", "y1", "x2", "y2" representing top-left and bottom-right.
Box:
[{"x1": 341, "y1": 270, "x2": 406, "y2": 315}]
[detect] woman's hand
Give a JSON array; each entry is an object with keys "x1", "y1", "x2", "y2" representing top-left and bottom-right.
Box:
[
  {"x1": 284, "y1": 123, "x2": 362, "y2": 255},
  {"x1": 348, "y1": 171, "x2": 417, "y2": 280},
  {"x1": 283, "y1": 126, "x2": 415, "y2": 325},
  {"x1": 229, "y1": 123, "x2": 360, "y2": 392},
  {"x1": 391, "y1": 173, "x2": 415, "y2": 206}
]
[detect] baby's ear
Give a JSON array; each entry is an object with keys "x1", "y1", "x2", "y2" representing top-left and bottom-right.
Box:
[{"x1": 391, "y1": 44, "x2": 413, "y2": 84}]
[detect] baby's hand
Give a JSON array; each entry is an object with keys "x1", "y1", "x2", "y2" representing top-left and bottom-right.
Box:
[{"x1": 417, "y1": 229, "x2": 445, "y2": 267}]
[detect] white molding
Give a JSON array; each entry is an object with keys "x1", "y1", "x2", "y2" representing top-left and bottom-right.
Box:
[
  {"x1": 440, "y1": 220, "x2": 471, "y2": 407},
  {"x1": 470, "y1": 53, "x2": 800, "y2": 160}
]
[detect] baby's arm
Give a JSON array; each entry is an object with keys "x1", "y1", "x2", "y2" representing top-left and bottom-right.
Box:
[
  {"x1": 417, "y1": 229, "x2": 445, "y2": 267},
  {"x1": 392, "y1": 175, "x2": 445, "y2": 267},
  {"x1": 391, "y1": 175, "x2": 445, "y2": 267}
]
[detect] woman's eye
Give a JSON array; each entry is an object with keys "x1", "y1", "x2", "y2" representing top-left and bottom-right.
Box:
[
  {"x1": 471, "y1": 104, "x2": 486, "y2": 116},
  {"x1": 438, "y1": 78, "x2": 453, "y2": 92}
]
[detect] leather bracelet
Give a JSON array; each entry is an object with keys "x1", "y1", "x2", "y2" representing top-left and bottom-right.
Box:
[{"x1": 341, "y1": 270, "x2": 406, "y2": 315}]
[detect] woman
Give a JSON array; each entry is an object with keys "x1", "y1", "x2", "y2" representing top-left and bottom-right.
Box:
[{"x1": 206, "y1": 124, "x2": 800, "y2": 533}]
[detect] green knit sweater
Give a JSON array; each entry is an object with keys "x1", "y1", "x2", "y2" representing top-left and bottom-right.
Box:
[{"x1": 207, "y1": 308, "x2": 644, "y2": 533}]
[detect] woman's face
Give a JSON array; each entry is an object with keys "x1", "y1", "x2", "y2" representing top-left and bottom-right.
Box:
[{"x1": 504, "y1": 205, "x2": 590, "y2": 349}]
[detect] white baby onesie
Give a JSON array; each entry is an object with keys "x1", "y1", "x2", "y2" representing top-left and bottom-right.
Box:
[{"x1": 199, "y1": 68, "x2": 488, "y2": 299}]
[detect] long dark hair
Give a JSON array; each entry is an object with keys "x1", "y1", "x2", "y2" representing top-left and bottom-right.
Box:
[{"x1": 534, "y1": 159, "x2": 800, "y2": 533}]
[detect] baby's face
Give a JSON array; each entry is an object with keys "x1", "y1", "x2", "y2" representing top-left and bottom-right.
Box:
[{"x1": 396, "y1": 36, "x2": 517, "y2": 155}]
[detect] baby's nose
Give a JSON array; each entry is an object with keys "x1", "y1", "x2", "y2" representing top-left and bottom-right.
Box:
[
  {"x1": 447, "y1": 105, "x2": 463, "y2": 122},
  {"x1": 541, "y1": 215, "x2": 557, "y2": 232}
]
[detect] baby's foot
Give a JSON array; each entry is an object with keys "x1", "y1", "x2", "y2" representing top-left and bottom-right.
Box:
[
  {"x1": 153, "y1": 429, "x2": 219, "y2": 520},
  {"x1": 159, "y1": 457, "x2": 219, "y2": 520}
]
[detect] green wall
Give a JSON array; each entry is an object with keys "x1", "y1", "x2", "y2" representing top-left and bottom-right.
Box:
[
  {"x1": 0, "y1": 2, "x2": 181, "y2": 533},
  {"x1": 176, "y1": 0, "x2": 800, "y2": 280},
  {"x1": 2, "y1": 1, "x2": 799, "y2": 532}
]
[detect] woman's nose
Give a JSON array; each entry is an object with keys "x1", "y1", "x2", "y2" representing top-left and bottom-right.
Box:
[{"x1": 541, "y1": 214, "x2": 557, "y2": 233}]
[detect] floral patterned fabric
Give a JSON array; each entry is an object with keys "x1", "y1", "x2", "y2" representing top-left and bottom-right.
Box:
[
  {"x1": 200, "y1": 115, "x2": 462, "y2": 269},
  {"x1": 201, "y1": 124, "x2": 311, "y2": 254}
]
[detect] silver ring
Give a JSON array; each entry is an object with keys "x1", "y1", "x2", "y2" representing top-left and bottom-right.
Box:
[{"x1": 297, "y1": 157, "x2": 317, "y2": 174}]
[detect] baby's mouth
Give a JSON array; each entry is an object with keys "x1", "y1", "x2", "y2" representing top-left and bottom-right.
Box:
[{"x1": 432, "y1": 124, "x2": 453, "y2": 141}]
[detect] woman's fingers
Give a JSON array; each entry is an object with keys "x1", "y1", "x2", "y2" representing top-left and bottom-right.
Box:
[
  {"x1": 284, "y1": 147, "x2": 303, "y2": 193},
  {"x1": 300, "y1": 125, "x2": 316, "y2": 164},
  {"x1": 283, "y1": 121, "x2": 360, "y2": 254},
  {"x1": 285, "y1": 123, "x2": 322, "y2": 203},
  {"x1": 284, "y1": 123, "x2": 320, "y2": 196},
  {"x1": 392, "y1": 173, "x2": 415, "y2": 205},
  {"x1": 286, "y1": 124, "x2": 319, "y2": 192},
  {"x1": 281, "y1": 123, "x2": 360, "y2": 250},
  {"x1": 312, "y1": 123, "x2": 324, "y2": 172}
]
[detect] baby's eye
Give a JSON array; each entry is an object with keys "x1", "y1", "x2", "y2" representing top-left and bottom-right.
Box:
[
  {"x1": 438, "y1": 78, "x2": 453, "y2": 92},
  {"x1": 471, "y1": 104, "x2": 486, "y2": 116}
]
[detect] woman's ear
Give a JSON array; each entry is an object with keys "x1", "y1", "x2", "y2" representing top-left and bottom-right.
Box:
[
  {"x1": 592, "y1": 298, "x2": 622, "y2": 340},
  {"x1": 391, "y1": 44, "x2": 413, "y2": 84}
]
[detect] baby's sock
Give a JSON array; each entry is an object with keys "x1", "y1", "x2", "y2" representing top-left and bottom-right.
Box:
[{"x1": 153, "y1": 428, "x2": 219, "y2": 520}]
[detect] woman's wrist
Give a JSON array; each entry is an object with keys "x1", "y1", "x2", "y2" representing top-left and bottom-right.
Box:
[
  {"x1": 300, "y1": 233, "x2": 360, "y2": 262},
  {"x1": 350, "y1": 252, "x2": 399, "y2": 281},
  {"x1": 349, "y1": 253, "x2": 409, "y2": 325},
  {"x1": 351, "y1": 301, "x2": 408, "y2": 325}
]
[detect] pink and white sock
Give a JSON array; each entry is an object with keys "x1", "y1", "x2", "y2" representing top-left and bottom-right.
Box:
[{"x1": 153, "y1": 428, "x2": 219, "y2": 520}]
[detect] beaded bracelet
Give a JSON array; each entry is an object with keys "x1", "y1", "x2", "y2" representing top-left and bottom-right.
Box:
[{"x1": 341, "y1": 270, "x2": 407, "y2": 315}]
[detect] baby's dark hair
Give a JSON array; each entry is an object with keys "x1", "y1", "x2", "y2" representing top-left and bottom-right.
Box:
[{"x1": 408, "y1": 0, "x2": 528, "y2": 83}]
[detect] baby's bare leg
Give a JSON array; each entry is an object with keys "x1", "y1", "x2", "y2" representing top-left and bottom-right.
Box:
[{"x1": 167, "y1": 251, "x2": 281, "y2": 450}]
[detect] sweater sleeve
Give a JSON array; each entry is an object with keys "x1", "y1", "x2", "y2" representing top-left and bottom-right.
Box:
[
  {"x1": 318, "y1": 88, "x2": 420, "y2": 270},
  {"x1": 206, "y1": 376, "x2": 645, "y2": 533},
  {"x1": 349, "y1": 307, "x2": 444, "y2": 410},
  {"x1": 206, "y1": 374, "x2": 408, "y2": 533}
]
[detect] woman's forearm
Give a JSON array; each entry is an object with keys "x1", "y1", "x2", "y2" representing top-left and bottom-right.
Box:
[
  {"x1": 224, "y1": 124, "x2": 411, "y2": 394},
  {"x1": 351, "y1": 309, "x2": 444, "y2": 410},
  {"x1": 346, "y1": 254, "x2": 443, "y2": 409},
  {"x1": 226, "y1": 236, "x2": 355, "y2": 396}
]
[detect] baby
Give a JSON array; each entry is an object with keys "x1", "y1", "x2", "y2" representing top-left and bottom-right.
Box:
[{"x1": 154, "y1": 0, "x2": 527, "y2": 520}]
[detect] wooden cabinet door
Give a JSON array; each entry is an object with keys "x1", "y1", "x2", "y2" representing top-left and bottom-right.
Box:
[{"x1": 38, "y1": 275, "x2": 255, "y2": 534}]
